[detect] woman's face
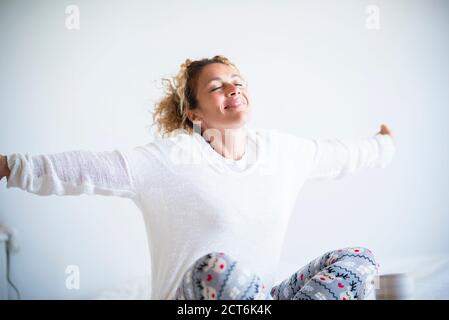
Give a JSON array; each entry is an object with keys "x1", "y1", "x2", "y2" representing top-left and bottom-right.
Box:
[{"x1": 190, "y1": 63, "x2": 251, "y2": 132}]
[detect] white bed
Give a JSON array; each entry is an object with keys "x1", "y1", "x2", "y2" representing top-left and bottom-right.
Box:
[{"x1": 95, "y1": 254, "x2": 449, "y2": 300}]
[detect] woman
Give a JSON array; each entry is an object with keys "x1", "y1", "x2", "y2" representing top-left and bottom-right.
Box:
[{"x1": 0, "y1": 55, "x2": 396, "y2": 300}]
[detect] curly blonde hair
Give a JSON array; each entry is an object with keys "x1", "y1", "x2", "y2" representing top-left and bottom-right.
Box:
[{"x1": 151, "y1": 55, "x2": 240, "y2": 137}]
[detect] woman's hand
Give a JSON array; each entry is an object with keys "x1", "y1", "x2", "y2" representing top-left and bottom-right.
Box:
[
  {"x1": 377, "y1": 123, "x2": 396, "y2": 146},
  {"x1": 0, "y1": 155, "x2": 11, "y2": 181}
]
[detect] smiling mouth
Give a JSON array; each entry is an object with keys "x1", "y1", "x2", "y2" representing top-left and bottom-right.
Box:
[{"x1": 225, "y1": 99, "x2": 246, "y2": 109}]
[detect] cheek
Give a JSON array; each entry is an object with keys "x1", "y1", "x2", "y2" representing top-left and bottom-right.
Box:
[
  {"x1": 201, "y1": 94, "x2": 223, "y2": 107},
  {"x1": 198, "y1": 100, "x2": 224, "y2": 120},
  {"x1": 212, "y1": 95, "x2": 225, "y2": 105},
  {"x1": 207, "y1": 97, "x2": 226, "y2": 113}
]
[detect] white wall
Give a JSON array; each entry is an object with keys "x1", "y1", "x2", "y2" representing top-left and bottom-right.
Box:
[{"x1": 0, "y1": 0, "x2": 448, "y2": 299}]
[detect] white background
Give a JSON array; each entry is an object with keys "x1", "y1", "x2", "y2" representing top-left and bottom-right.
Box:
[{"x1": 0, "y1": 0, "x2": 448, "y2": 299}]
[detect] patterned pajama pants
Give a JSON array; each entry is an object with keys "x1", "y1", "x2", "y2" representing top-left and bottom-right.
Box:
[{"x1": 174, "y1": 247, "x2": 378, "y2": 300}]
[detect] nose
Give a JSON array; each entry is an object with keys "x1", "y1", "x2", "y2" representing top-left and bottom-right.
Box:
[{"x1": 225, "y1": 83, "x2": 242, "y2": 97}]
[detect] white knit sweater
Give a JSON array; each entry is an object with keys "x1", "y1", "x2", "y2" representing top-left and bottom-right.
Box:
[{"x1": 6, "y1": 128, "x2": 396, "y2": 299}]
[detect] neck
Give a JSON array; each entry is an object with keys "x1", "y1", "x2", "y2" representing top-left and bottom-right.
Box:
[{"x1": 203, "y1": 126, "x2": 248, "y2": 160}]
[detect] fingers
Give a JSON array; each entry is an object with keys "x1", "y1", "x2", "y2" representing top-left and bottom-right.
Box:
[
  {"x1": 378, "y1": 124, "x2": 396, "y2": 148},
  {"x1": 379, "y1": 124, "x2": 392, "y2": 136}
]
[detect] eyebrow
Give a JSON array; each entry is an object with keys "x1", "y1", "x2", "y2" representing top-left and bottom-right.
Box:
[{"x1": 204, "y1": 74, "x2": 243, "y2": 88}]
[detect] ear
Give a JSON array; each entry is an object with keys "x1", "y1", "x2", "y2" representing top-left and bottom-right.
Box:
[{"x1": 187, "y1": 110, "x2": 202, "y2": 123}]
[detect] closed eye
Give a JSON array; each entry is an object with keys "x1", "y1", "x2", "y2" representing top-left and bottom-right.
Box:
[{"x1": 210, "y1": 83, "x2": 244, "y2": 92}]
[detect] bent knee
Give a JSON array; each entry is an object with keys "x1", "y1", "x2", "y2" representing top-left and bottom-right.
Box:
[
  {"x1": 184, "y1": 251, "x2": 266, "y2": 300},
  {"x1": 349, "y1": 246, "x2": 375, "y2": 256},
  {"x1": 191, "y1": 251, "x2": 238, "y2": 275},
  {"x1": 342, "y1": 246, "x2": 377, "y2": 264}
]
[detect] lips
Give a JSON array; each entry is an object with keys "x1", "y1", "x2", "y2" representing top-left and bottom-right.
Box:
[{"x1": 225, "y1": 98, "x2": 246, "y2": 109}]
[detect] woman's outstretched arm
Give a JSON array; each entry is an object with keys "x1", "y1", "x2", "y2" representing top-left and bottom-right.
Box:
[
  {"x1": 306, "y1": 124, "x2": 397, "y2": 181},
  {"x1": 0, "y1": 149, "x2": 138, "y2": 199}
]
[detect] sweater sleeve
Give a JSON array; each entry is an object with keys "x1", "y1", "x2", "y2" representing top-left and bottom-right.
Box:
[
  {"x1": 5, "y1": 149, "x2": 138, "y2": 198},
  {"x1": 306, "y1": 133, "x2": 396, "y2": 181}
]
